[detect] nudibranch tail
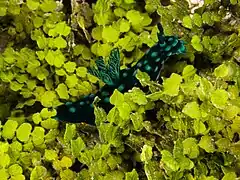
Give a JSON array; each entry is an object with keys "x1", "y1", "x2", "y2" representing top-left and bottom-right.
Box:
[{"x1": 54, "y1": 94, "x2": 96, "y2": 125}]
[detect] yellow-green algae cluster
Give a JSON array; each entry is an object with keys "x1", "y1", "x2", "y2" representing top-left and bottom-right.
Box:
[{"x1": 0, "y1": 0, "x2": 240, "y2": 179}]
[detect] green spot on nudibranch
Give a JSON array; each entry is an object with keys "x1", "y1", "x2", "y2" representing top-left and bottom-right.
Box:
[
  {"x1": 69, "y1": 107, "x2": 76, "y2": 113},
  {"x1": 151, "y1": 51, "x2": 158, "y2": 57},
  {"x1": 66, "y1": 102, "x2": 72, "y2": 106},
  {"x1": 155, "y1": 57, "x2": 161, "y2": 62},
  {"x1": 143, "y1": 60, "x2": 148, "y2": 65},
  {"x1": 123, "y1": 72, "x2": 128, "y2": 77},
  {"x1": 79, "y1": 101, "x2": 85, "y2": 106},
  {"x1": 167, "y1": 52, "x2": 172, "y2": 56},
  {"x1": 133, "y1": 70, "x2": 138, "y2": 76},
  {"x1": 165, "y1": 46, "x2": 171, "y2": 51},
  {"x1": 117, "y1": 84, "x2": 125, "y2": 91},
  {"x1": 177, "y1": 44, "x2": 186, "y2": 53},
  {"x1": 101, "y1": 91, "x2": 110, "y2": 96},
  {"x1": 144, "y1": 65, "x2": 152, "y2": 71},
  {"x1": 180, "y1": 45, "x2": 186, "y2": 52},
  {"x1": 89, "y1": 94, "x2": 95, "y2": 98},
  {"x1": 145, "y1": 49, "x2": 150, "y2": 54},
  {"x1": 172, "y1": 39, "x2": 178, "y2": 47},
  {"x1": 137, "y1": 62, "x2": 142, "y2": 68},
  {"x1": 104, "y1": 97, "x2": 110, "y2": 103},
  {"x1": 154, "y1": 66, "x2": 159, "y2": 72},
  {"x1": 54, "y1": 117, "x2": 59, "y2": 120},
  {"x1": 159, "y1": 42, "x2": 166, "y2": 47}
]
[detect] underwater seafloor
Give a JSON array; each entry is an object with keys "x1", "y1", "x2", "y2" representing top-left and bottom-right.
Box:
[{"x1": 0, "y1": 0, "x2": 240, "y2": 179}]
